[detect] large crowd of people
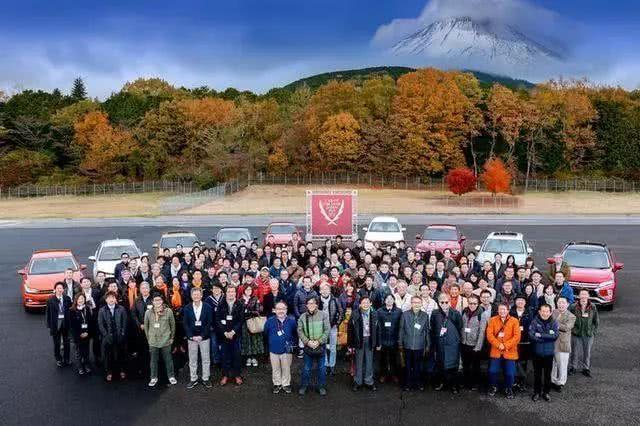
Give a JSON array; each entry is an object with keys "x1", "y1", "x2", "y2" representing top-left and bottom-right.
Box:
[{"x1": 45, "y1": 235, "x2": 599, "y2": 401}]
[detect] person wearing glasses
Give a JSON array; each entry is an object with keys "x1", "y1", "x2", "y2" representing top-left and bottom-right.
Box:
[
  {"x1": 430, "y1": 293, "x2": 463, "y2": 394},
  {"x1": 460, "y1": 295, "x2": 487, "y2": 391}
]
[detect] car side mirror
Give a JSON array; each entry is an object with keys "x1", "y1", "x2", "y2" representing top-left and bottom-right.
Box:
[
  {"x1": 362, "y1": 227, "x2": 368, "y2": 232},
  {"x1": 88, "y1": 256, "x2": 96, "y2": 262},
  {"x1": 474, "y1": 245, "x2": 481, "y2": 251},
  {"x1": 527, "y1": 247, "x2": 533, "y2": 254},
  {"x1": 17, "y1": 268, "x2": 26, "y2": 276},
  {"x1": 546, "y1": 257, "x2": 555, "y2": 265},
  {"x1": 401, "y1": 227, "x2": 407, "y2": 232},
  {"x1": 613, "y1": 262, "x2": 624, "y2": 272}
]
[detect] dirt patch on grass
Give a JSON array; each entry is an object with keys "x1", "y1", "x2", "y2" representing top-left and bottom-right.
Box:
[{"x1": 0, "y1": 193, "x2": 168, "y2": 219}]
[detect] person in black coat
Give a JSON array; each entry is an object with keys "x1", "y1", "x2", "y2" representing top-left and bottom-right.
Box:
[
  {"x1": 45, "y1": 282, "x2": 72, "y2": 367},
  {"x1": 97, "y1": 291, "x2": 128, "y2": 381},
  {"x1": 511, "y1": 295, "x2": 533, "y2": 392},
  {"x1": 113, "y1": 252, "x2": 131, "y2": 281},
  {"x1": 69, "y1": 293, "x2": 94, "y2": 375},
  {"x1": 431, "y1": 293, "x2": 463, "y2": 393},
  {"x1": 348, "y1": 296, "x2": 379, "y2": 391},
  {"x1": 376, "y1": 294, "x2": 402, "y2": 383},
  {"x1": 131, "y1": 282, "x2": 153, "y2": 378},
  {"x1": 215, "y1": 286, "x2": 245, "y2": 385}
]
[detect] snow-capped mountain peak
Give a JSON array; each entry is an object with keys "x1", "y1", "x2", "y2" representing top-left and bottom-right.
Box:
[{"x1": 392, "y1": 17, "x2": 562, "y2": 66}]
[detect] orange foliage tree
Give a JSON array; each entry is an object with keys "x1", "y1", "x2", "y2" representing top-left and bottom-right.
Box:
[
  {"x1": 312, "y1": 112, "x2": 361, "y2": 170},
  {"x1": 446, "y1": 167, "x2": 477, "y2": 196},
  {"x1": 73, "y1": 111, "x2": 134, "y2": 178},
  {"x1": 481, "y1": 158, "x2": 512, "y2": 195}
]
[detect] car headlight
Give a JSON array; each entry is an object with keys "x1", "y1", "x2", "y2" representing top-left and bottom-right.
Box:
[{"x1": 24, "y1": 283, "x2": 38, "y2": 294}]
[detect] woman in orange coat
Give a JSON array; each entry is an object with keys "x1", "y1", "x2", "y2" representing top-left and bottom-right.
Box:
[{"x1": 486, "y1": 303, "x2": 521, "y2": 399}]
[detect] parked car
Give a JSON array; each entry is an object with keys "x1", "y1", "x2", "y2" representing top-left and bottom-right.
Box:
[
  {"x1": 362, "y1": 216, "x2": 405, "y2": 252},
  {"x1": 214, "y1": 227, "x2": 253, "y2": 247},
  {"x1": 548, "y1": 241, "x2": 623, "y2": 309},
  {"x1": 474, "y1": 231, "x2": 533, "y2": 266},
  {"x1": 262, "y1": 222, "x2": 301, "y2": 246},
  {"x1": 152, "y1": 231, "x2": 203, "y2": 257},
  {"x1": 415, "y1": 224, "x2": 466, "y2": 259},
  {"x1": 88, "y1": 239, "x2": 145, "y2": 279},
  {"x1": 19, "y1": 249, "x2": 86, "y2": 310}
]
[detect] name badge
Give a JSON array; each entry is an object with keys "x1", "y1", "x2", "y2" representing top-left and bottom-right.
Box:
[
  {"x1": 464, "y1": 327, "x2": 471, "y2": 333},
  {"x1": 154, "y1": 323, "x2": 160, "y2": 329},
  {"x1": 195, "y1": 320, "x2": 202, "y2": 326},
  {"x1": 226, "y1": 315, "x2": 233, "y2": 321},
  {"x1": 384, "y1": 321, "x2": 391, "y2": 328},
  {"x1": 277, "y1": 330, "x2": 284, "y2": 336},
  {"x1": 440, "y1": 327, "x2": 447, "y2": 336},
  {"x1": 57, "y1": 314, "x2": 65, "y2": 319},
  {"x1": 498, "y1": 332, "x2": 505, "y2": 338},
  {"x1": 520, "y1": 326, "x2": 524, "y2": 331},
  {"x1": 549, "y1": 330, "x2": 555, "y2": 334},
  {"x1": 414, "y1": 323, "x2": 422, "y2": 330},
  {"x1": 582, "y1": 313, "x2": 589, "y2": 318},
  {"x1": 81, "y1": 323, "x2": 88, "y2": 329},
  {"x1": 221, "y1": 320, "x2": 227, "y2": 325}
]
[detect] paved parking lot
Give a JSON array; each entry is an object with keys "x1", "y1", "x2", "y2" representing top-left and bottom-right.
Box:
[{"x1": 0, "y1": 221, "x2": 638, "y2": 425}]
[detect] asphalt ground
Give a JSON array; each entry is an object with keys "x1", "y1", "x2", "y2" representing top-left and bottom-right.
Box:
[{"x1": 0, "y1": 223, "x2": 639, "y2": 425}]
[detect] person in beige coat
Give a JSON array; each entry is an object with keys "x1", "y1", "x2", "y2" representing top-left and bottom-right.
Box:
[{"x1": 551, "y1": 297, "x2": 576, "y2": 391}]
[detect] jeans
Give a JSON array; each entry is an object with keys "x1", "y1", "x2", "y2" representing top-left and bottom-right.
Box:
[
  {"x1": 488, "y1": 357, "x2": 515, "y2": 390},
  {"x1": 150, "y1": 345, "x2": 175, "y2": 380},
  {"x1": 404, "y1": 349, "x2": 424, "y2": 389},
  {"x1": 301, "y1": 352, "x2": 326, "y2": 388},
  {"x1": 354, "y1": 337, "x2": 374, "y2": 386},
  {"x1": 221, "y1": 337, "x2": 242, "y2": 378},
  {"x1": 533, "y1": 355, "x2": 553, "y2": 394},
  {"x1": 325, "y1": 326, "x2": 338, "y2": 368},
  {"x1": 569, "y1": 336, "x2": 594, "y2": 371},
  {"x1": 551, "y1": 352, "x2": 570, "y2": 386},
  {"x1": 52, "y1": 329, "x2": 70, "y2": 362},
  {"x1": 188, "y1": 338, "x2": 211, "y2": 381}
]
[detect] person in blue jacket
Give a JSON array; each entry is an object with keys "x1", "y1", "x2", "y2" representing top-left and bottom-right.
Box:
[
  {"x1": 552, "y1": 271, "x2": 575, "y2": 305},
  {"x1": 183, "y1": 287, "x2": 214, "y2": 389},
  {"x1": 263, "y1": 301, "x2": 298, "y2": 394},
  {"x1": 529, "y1": 303, "x2": 559, "y2": 402}
]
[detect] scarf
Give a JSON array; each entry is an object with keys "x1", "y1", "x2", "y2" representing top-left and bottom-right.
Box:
[
  {"x1": 156, "y1": 283, "x2": 169, "y2": 300},
  {"x1": 127, "y1": 286, "x2": 138, "y2": 310},
  {"x1": 171, "y1": 282, "x2": 182, "y2": 309}
]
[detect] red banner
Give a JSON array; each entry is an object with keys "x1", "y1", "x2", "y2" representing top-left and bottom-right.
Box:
[{"x1": 309, "y1": 192, "x2": 354, "y2": 238}]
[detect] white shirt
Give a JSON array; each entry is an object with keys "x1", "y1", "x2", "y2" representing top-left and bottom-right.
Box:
[
  {"x1": 394, "y1": 293, "x2": 411, "y2": 311},
  {"x1": 193, "y1": 302, "x2": 202, "y2": 321}
]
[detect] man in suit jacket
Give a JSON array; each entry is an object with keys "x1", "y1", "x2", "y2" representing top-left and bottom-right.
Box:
[
  {"x1": 62, "y1": 268, "x2": 80, "y2": 302},
  {"x1": 493, "y1": 253, "x2": 506, "y2": 279},
  {"x1": 183, "y1": 287, "x2": 214, "y2": 389},
  {"x1": 45, "y1": 282, "x2": 72, "y2": 367}
]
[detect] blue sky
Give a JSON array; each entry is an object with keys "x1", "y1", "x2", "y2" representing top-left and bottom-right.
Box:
[{"x1": 1, "y1": 0, "x2": 639, "y2": 98}]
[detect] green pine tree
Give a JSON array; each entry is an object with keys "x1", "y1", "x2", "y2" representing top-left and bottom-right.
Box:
[{"x1": 71, "y1": 77, "x2": 87, "y2": 101}]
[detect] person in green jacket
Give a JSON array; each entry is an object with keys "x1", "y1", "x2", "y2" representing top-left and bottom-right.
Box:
[
  {"x1": 144, "y1": 294, "x2": 177, "y2": 387},
  {"x1": 569, "y1": 289, "x2": 599, "y2": 377}
]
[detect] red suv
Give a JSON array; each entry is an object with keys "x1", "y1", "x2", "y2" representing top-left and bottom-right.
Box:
[
  {"x1": 415, "y1": 224, "x2": 466, "y2": 260},
  {"x1": 548, "y1": 242, "x2": 623, "y2": 309},
  {"x1": 262, "y1": 222, "x2": 301, "y2": 246},
  {"x1": 18, "y1": 249, "x2": 86, "y2": 311}
]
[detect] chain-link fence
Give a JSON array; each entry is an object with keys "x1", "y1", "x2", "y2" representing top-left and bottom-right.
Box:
[
  {"x1": 0, "y1": 181, "x2": 195, "y2": 199},
  {"x1": 159, "y1": 179, "x2": 246, "y2": 213}
]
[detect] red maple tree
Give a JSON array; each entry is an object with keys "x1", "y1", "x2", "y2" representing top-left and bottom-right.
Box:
[{"x1": 446, "y1": 167, "x2": 477, "y2": 196}]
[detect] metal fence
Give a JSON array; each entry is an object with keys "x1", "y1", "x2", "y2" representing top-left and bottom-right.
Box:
[
  {"x1": 159, "y1": 179, "x2": 246, "y2": 213},
  {"x1": 247, "y1": 173, "x2": 640, "y2": 193},
  {"x1": 0, "y1": 181, "x2": 195, "y2": 199}
]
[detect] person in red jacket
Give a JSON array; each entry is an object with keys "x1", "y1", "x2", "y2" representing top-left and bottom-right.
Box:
[
  {"x1": 486, "y1": 303, "x2": 521, "y2": 399},
  {"x1": 254, "y1": 267, "x2": 271, "y2": 304}
]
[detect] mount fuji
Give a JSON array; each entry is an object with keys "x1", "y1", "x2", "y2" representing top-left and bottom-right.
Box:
[{"x1": 392, "y1": 17, "x2": 563, "y2": 67}]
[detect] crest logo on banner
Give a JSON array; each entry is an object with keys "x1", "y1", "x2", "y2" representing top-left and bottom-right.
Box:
[{"x1": 306, "y1": 190, "x2": 357, "y2": 240}]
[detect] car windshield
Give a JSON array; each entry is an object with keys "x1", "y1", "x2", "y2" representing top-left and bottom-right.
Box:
[
  {"x1": 369, "y1": 221, "x2": 401, "y2": 233},
  {"x1": 99, "y1": 245, "x2": 138, "y2": 261},
  {"x1": 423, "y1": 228, "x2": 458, "y2": 241},
  {"x1": 218, "y1": 230, "x2": 250, "y2": 242},
  {"x1": 161, "y1": 235, "x2": 198, "y2": 248},
  {"x1": 483, "y1": 239, "x2": 525, "y2": 254},
  {"x1": 269, "y1": 225, "x2": 296, "y2": 234},
  {"x1": 29, "y1": 257, "x2": 77, "y2": 274},
  {"x1": 564, "y1": 247, "x2": 610, "y2": 269}
]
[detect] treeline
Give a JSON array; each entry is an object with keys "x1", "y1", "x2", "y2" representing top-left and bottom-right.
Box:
[{"x1": 1, "y1": 68, "x2": 640, "y2": 188}]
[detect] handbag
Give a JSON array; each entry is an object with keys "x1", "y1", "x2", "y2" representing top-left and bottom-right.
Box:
[
  {"x1": 303, "y1": 314, "x2": 325, "y2": 357},
  {"x1": 246, "y1": 316, "x2": 267, "y2": 334}
]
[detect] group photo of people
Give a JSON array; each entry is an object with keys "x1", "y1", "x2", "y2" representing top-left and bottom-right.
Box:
[{"x1": 45, "y1": 235, "x2": 599, "y2": 402}]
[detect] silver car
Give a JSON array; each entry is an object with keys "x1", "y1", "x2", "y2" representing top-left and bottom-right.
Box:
[
  {"x1": 215, "y1": 227, "x2": 253, "y2": 247},
  {"x1": 88, "y1": 239, "x2": 146, "y2": 279}
]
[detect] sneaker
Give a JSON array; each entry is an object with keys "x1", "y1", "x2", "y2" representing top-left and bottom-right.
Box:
[
  {"x1": 582, "y1": 369, "x2": 592, "y2": 378},
  {"x1": 168, "y1": 377, "x2": 177, "y2": 385},
  {"x1": 187, "y1": 380, "x2": 199, "y2": 389},
  {"x1": 542, "y1": 393, "x2": 551, "y2": 402},
  {"x1": 56, "y1": 361, "x2": 63, "y2": 368},
  {"x1": 297, "y1": 351, "x2": 304, "y2": 359},
  {"x1": 78, "y1": 368, "x2": 85, "y2": 376},
  {"x1": 488, "y1": 386, "x2": 497, "y2": 397},
  {"x1": 202, "y1": 379, "x2": 212, "y2": 388},
  {"x1": 452, "y1": 387, "x2": 460, "y2": 395},
  {"x1": 252, "y1": 358, "x2": 258, "y2": 367},
  {"x1": 318, "y1": 387, "x2": 327, "y2": 396},
  {"x1": 273, "y1": 385, "x2": 282, "y2": 394},
  {"x1": 148, "y1": 378, "x2": 158, "y2": 387},
  {"x1": 434, "y1": 383, "x2": 445, "y2": 391},
  {"x1": 368, "y1": 384, "x2": 378, "y2": 392},
  {"x1": 283, "y1": 385, "x2": 292, "y2": 394},
  {"x1": 298, "y1": 386, "x2": 307, "y2": 396},
  {"x1": 532, "y1": 393, "x2": 540, "y2": 402},
  {"x1": 505, "y1": 388, "x2": 514, "y2": 399},
  {"x1": 84, "y1": 367, "x2": 92, "y2": 374},
  {"x1": 246, "y1": 358, "x2": 252, "y2": 367}
]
